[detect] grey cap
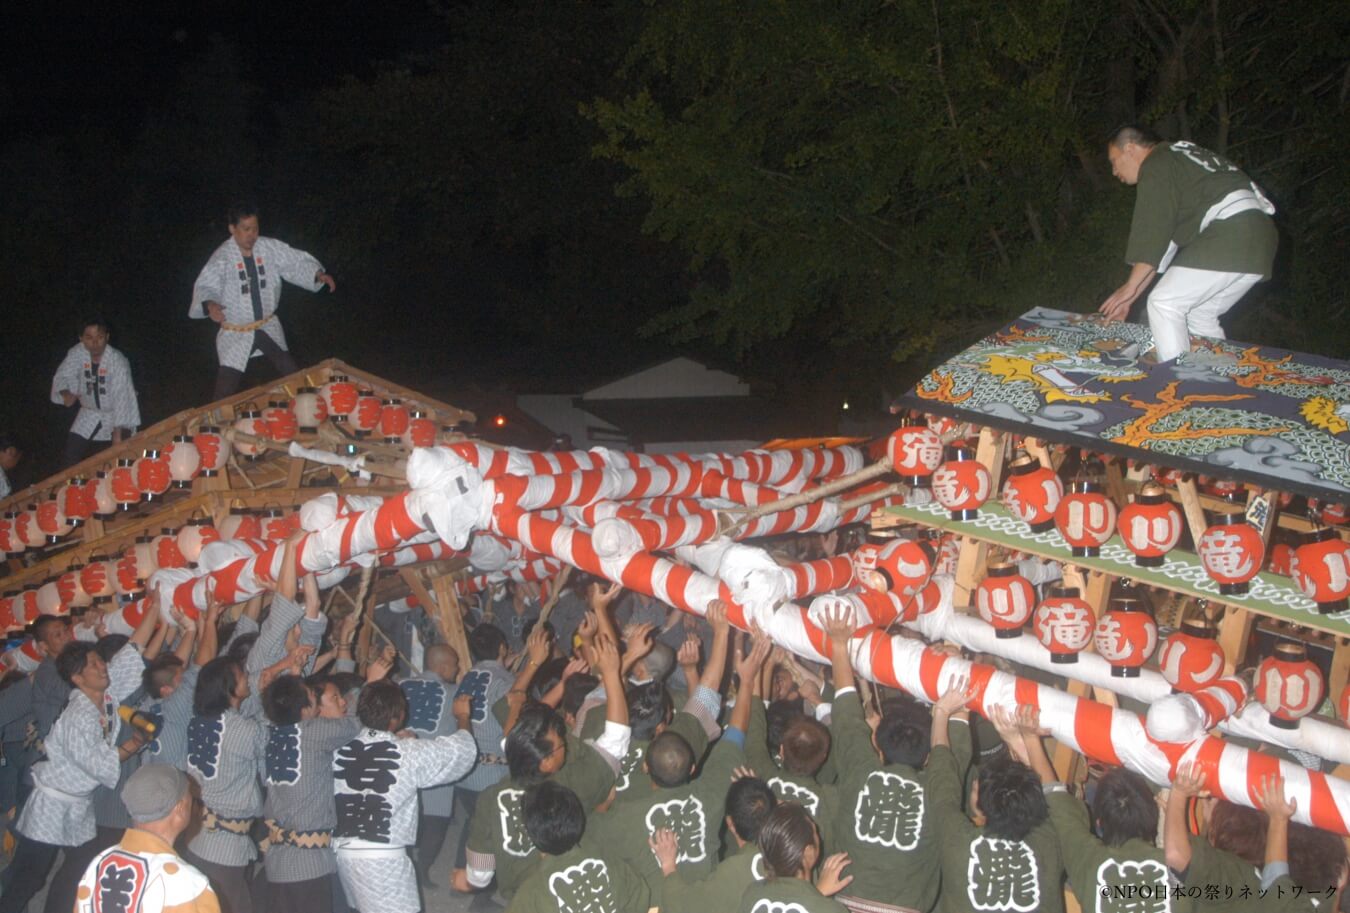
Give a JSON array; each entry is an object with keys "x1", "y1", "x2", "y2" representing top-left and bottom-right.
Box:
[{"x1": 122, "y1": 763, "x2": 189, "y2": 823}]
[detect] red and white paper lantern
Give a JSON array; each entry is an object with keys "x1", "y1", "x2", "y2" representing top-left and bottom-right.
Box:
[
  {"x1": 176, "y1": 518, "x2": 220, "y2": 566},
  {"x1": 80, "y1": 555, "x2": 116, "y2": 606},
  {"x1": 36, "y1": 578, "x2": 67, "y2": 616},
  {"x1": 263, "y1": 400, "x2": 298, "y2": 444},
  {"x1": 1117, "y1": 482, "x2": 1183, "y2": 568},
  {"x1": 59, "y1": 477, "x2": 93, "y2": 527},
  {"x1": 292, "y1": 386, "x2": 327, "y2": 432},
  {"x1": 135, "y1": 449, "x2": 172, "y2": 503},
  {"x1": 1034, "y1": 587, "x2": 1095, "y2": 663},
  {"x1": 1002, "y1": 453, "x2": 1063, "y2": 533},
  {"x1": 233, "y1": 410, "x2": 265, "y2": 459},
  {"x1": 167, "y1": 435, "x2": 201, "y2": 489},
  {"x1": 352, "y1": 391, "x2": 383, "y2": 436},
  {"x1": 1159, "y1": 619, "x2": 1226, "y2": 693},
  {"x1": 129, "y1": 535, "x2": 159, "y2": 581},
  {"x1": 194, "y1": 426, "x2": 230, "y2": 477},
  {"x1": 155, "y1": 527, "x2": 187, "y2": 570},
  {"x1": 219, "y1": 508, "x2": 262, "y2": 542},
  {"x1": 887, "y1": 418, "x2": 943, "y2": 489},
  {"x1": 89, "y1": 471, "x2": 117, "y2": 518},
  {"x1": 380, "y1": 399, "x2": 410, "y2": 444},
  {"x1": 0, "y1": 514, "x2": 19, "y2": 555},
  {"x1": 17, "y1": 506, "x2": 47, "y2": 550},
  {"x1": 261, "y1": 508, "x2": 291, "y2": 541},
  {"x1": 874, "y1": 539, "x2": 935, "y2": 598},
  {"x1": 975, "y1": 563, "x2": 1036, "y2": 638},
  {"x1": 1256, "y1": 642, "x2": 1325, "y2": 730},
  {"x1": 1291, "y1": 528, "x2": 1350, "y2": 615},
  {"x1": 1055, "y1": 480, "x2": 1117, "y2": 558},
  {"x1": 1094, "y1": 595, "x2": 1157, "y2": 678},
  {"x1": 58, "y1": 565, "x2": 93, "y2": 609},
  {"x1": 932, "y1": 446, "x2": 991, "y2": 521},
  {"x1": 114, "y1": 550, "x2": 145, "y2": 598},
  {"x1": 36, "y1": 495, "x2": 71, "y2": 545},
  {"x1": 111, "y1": 459, "x2": 140, "y2": 511},
  {"x1": 320, "y1": 374, "x2": 358, "y2": 423},
  {"x1": 1197, "y1": 510, "x2": 1265, "y2": 597},
  {"x1": 402, "y1": 410, "x2": 438, "y2": 449}
]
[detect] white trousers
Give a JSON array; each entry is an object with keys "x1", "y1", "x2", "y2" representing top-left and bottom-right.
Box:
[{"x1": 1146, "y1": 266, "x2": 1262, "y2": 362}]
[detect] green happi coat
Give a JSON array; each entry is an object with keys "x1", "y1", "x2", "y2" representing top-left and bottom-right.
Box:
[
  {"x1": 1181, "y1": 834, "x2": 1265, "y2": 912},
  {"x1": 1047, "y1": 791, "x2": 1194, "y2": 913},
  {"x1": 827, "y1": 689, "x2": 970, "y2": 912},
  {"x1": 504, "y1": 845, "x2": 651, "y2": 913},
  {"x1": 659, "y1": 839, "x2": 767, "y2": 913},
  {"x1": 467, "y1": 733, "x2": 618, "y2": 900},
  {"x1": 738, "y1": 876, "x2": 851, "y2": 913},
  {"x1": 927, "y1": 744, "x2": 1064, "y2": 913},
  {"x1": 612, "y1": 709, "x2": 712, "y2": 800},
  {"x1": 745, "y1": 700, "x2": 837, "y2": 843},
  {"x1": 587, "y1": 734, "x2": 745, "y2": 893}
]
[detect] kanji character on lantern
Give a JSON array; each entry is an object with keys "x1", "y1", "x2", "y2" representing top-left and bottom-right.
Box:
[
  {"x1": 111, "y1": 458, "x2": 140, "y2": 511},
  {"x1": 320, "y1": 374, "x2": 359, "y2": 423},
  {"x1": 1055, "y1": 481, "x2": 1117, "y2": 558},
  {"x1": 1033, "y1": 587, "x2": 1095, "y2": 663},
  {"x1": 1094, "y1": 596, "x2": 1157, "y2": 677},
  {"x1": 1291, "y1": 528, "x2": 1350, "y2": 615},
  {"x1": 1197, "y1": 512, "x2": 1265, "y2": 596},
  {"x1": 177, "y1": 518, "x2": 220, "y2": 566},
  {"x1": 1256, "y1": 642, "x2": 1324, "y2": 730},
  {"x1": 1117, "y1": 482, "x2": 1182, "y2": 567},
  {"x1": 156, "y1": 527, "x2": 187, "y2": 570},
  {"x1": 874, "y1": 539, "x2": 935, "y2": 598},
  {"x1": 887, "y1": 418, "x2": 943, "y2": 489},
  {"x1": 975, "y1": 563, "x2": 1035, "y2": 638},
  {"x1": 219, "y1": 507, "x2": 262, "y2": 541},
  {"x1": 402, "y1": 410, "x2": 438, "y2": 449},
  {"x1": 135, "y1": 449, "x2": 172, "y2": 502},
  {"x1": 379, "y1": 399, "x2": 410, "y2": 444},
  {"x1": 194, "y1": 425, "x2": 230, "y2": 477},
  {"x1": 36, "y1": 496, "x2": 71, "y2": 545},
  {"x1": 89, "y1": 470, "x2": 117, "y2": 517},
  {"x1": 1002, "y1": 453, "x2": 1063, "y2": 533},
  {"x1": 59, "y1": 477, "x2": 93, "y2": 527},
  {"x1": 0, "y1": 514, "x2": 19, "y2": 555},
  {"x1": 352, "y1": 391, "x2": 383, "y2": 436},
  {"x1": 292, "y1": 386, "x2": 327, "y2": 432},
  {"x1": 81, "y1": 556, "x2": 115, "y2": 605},
  {"x1": 1158, "y1": 619, "x2": 1226, "y2": 692},
  {"x1": 233, "y1": 409, "x2": 265, "y2": 458},
  {"x1": 58, "y1": 565, "x2": 93, "y2": 609},
  {"x1": 16, "y1": 507, "x2": 46, "y2": 550},
  {"x1": 167, "y1": 435, "x2": 201, "y2": 489},
  {"x1": 933, "y1": 446, "x2": 991, "y2": 521}
]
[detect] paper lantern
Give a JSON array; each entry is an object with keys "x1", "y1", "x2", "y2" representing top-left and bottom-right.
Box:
[
  {"x1": 36, "y1": 496, "x2": 71, "y2": 545},
  {"x1": 1197, "y1": 511, "x2": 1265, "y2": 596},
  {"x1": 0, "y1": 594, "x2": 17, "y2": 634},
  {"x1": 887, "y1": 418, "x2": 943, "y2": 489},
  {"x1": 0, "y1": 514, "x2": 18, "y2": 554},
  {"x1": 114, "y1": 550, "x2": 145, "y2": 598},
  {"x1": 1055, "y1": 481, "x2": 1117, "y2": 558},
  {"x1": 176, "y1": 518, "x2": 220, "y2": 566},
  {"x1": 402, "y1": 410, "x2": 438, "y2": 449},
  {"x1": 135, "y1": 449, "x2": 171, "y2": 502},
  {"x1": 1154, "y1": 467, "x2": 1185, "y2": 489},
  {"x1": 1094, "y1": 596, "x2": 1157, "y2": 678},
  {"x1": 111, "y1": 458, "x2": 140, "y2": 511},
  {"x1": 89, "y1": 471, "x2": 117, "y2": 517},
  {"x1": 975, "y1": 563, "x2": 1035, "y2": 638},
  {"x1": 1117, "y1": 482, "x2": 1183, "y2": 568},
  {"x1": 1001, "y1": 453, "x2": 1063, "y2": 533},
  {"x1": 933, "y1": 446, "x2": 991, "y2": 521},
  {"x1": 263, "y1": 400, "x2": 298, "y2": 443},
  {"x1": 155, "y1": 528, "x2": 187, "y2": 570},
  {"x1": 36, "y1": 578, "x2": 67, "y2": 616},
  {"x1": 219, "y1": 507, "x2": 261, "y2": 541},
  {"x1": 1291, "y1": 528, "x2": 1350, "y2": 615},
  {"x1": 1322, "y1": 502, "x2": 1348, "y2": 527},
  {"x1": 1033, "y1": 587, "x2": 1095, "y2": 663},
  {"x1": 261, "y1": 508, "x2": 291, "y2": 540},
  {"x1": 17, "y1": 506, "x2": 47, "y2": 550},
  {"x1": 320, "y1": 374, "x2": 358, "y2": 423},
  {"x1": 292, "y1": 386, "x2": 327, "y2": 432},
  {"x1": 874, "y1": 539, "x2": 935, "y2": 598},
  {"x1": 1159, "y1": 619, "x2": 1226, "y2": 693},
  {"x1": 352, "y1": 391, "x2": 383, "y2": 436},
  {"x1": 9, "y1": 639, "x2": 43, "y2": 673},
  {"x1": 1256, "y1": 642, "x2": 1325, "y2": 730},
  {"x1": 1200, "y1": 476, "x2": 1242, "y2": 499},
  {"x1": 927, "y1": 414, "x2": 959, "y2": 438},
  {"x1": 195, "y1": 425, "x2": 230, "y2": 477},
  {"x1": 379, "y1": 398, "x2": 410, "y2": 444},
  {"x1": 17, "y1": 586, "x2": 40, "y2": 626},
  {"x1": 59, "y1": 477, "x2": 92, "y2": 527},
  {"x1": 167, "y1": 435, "x2": 201, "y2": 489},
  {"x1": 80, "y1": 555, "x2": 116, "y2": 605},
  {"x1": 913, "y1": 579, "x2": 943, "y2": 617},
  {"x1": 233, "y1": 410, "x2": 265, "y2": 459},
  {"x1": 58, "y1": 565, "x2": 93, "y2": 609},
  {"x1": 129, "y1": 535, "x2": 159, "y2": 581},
  {"x1": 1268, "y1": 540, "x2": 1295, "y2": 577}
]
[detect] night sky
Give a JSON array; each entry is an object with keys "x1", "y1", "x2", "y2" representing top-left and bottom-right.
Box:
[{"x1": 0, "y1": 1, "x2": 713, "y2": 486}]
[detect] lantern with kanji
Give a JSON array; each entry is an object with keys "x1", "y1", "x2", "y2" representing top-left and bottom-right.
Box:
[
  {"x1": 16, "y1": 586, "x2": 40, "y2": 626},
  {"x1": 975, "y1": 563, "x2": 1036, "y2": 638},
  {"x1": 155, "y1": 527, "x2": 187, "y2": 570},
  {"x1": 177, "y1": 518, "x2": 219, "y2": 566},
  {"x1": 0, "y1": 593, "x2": 17, "y2": 633},
  {"x1": 233, "y1": 410, "x2": 265, "y2": 459},
  {"x1": 913, "y1": 579, "x2": 943, "y2": 617},
  {"x1": 1002, "y1": 453, "x2": 1063, "y2": 533},
  {"x1": 887, "y1": 418, "x2": 943, "y2": 489},
  {"x1": 875, "y1": 539, "x2": 935, "y2": 598},
  {"x1": 114, "y1": 550, "x2": 145, "y2": 598},
  {"x1": 1159, "y1": 618, "x2": 1226, "y2": 693},
  {"x1": 1256, "y1": 642, "x2": 1325, "y2": 729},
  {"x1": 1291, "y1": 528, "x2": 1350, "y2": 615},
  {"x1": 80, "y1": 555, "x2": 116, "y2": 606},
  {"x1": 932, "y1": 446, "x2": 991, "y2": 521},
  {"x1": 1055, "y1": 480, "x2": 1117, "y2": 558},
  {"x1": 135, "y1": 449, "x2": 172, "y2": 502},
  {"x1": 320, "y1": 374, "x2": 358, "y2": 423},
  {"x1": 261, "y1": 508, "x2": 290, "y2": 540},
  {"x1": 58, "y1": 565, "x2": 93, "y2": 609},
  {"x1": 352, "y1": 391, "x2": 383, "y2": 436},
  {"x1": 129, "y1": 535, "x2": 159, "y2": 581},
  {"x1": 292, "y1": 386, "x2": 327, "y2": 432},
  {"x1": 1034, "y1": 587, "x2": 1095, "y2": 663},
  {"x1": 36, "y1": 495, "x2": 71, "y2": 545},
  {"x1": 194, "y1": 426, "x2": 230, "y2": 477},
  {"x1": 263, "y1": 400, "x2": 298, "y2": 443},
  {"x1": 36, "y1": 578, "x2": 66, "y2": 616},
  {"x1": 0, "y1": 514, "x2": 18, "y2": 555},
  {"x1": 1197, "y1": 510, "x2": 1265, "y2": 596},
  {"x1": 89, "y1": 471, "x2": 117, "y2": 517},
  {"x1": 402, "y1": 410, "x2": 438, "y2": 449},
  {"x1": 16, "y1": 506, "x2": 46, "y2": 550},
  {"x1": 1117, "y1": 482, "x2": 1183, "y2": 568},
  {"x1": 219, "y1": 507, "x2": 261, "y2": 541},
  {"x1": 111, "y1": 458, "x2": 140, "y2": 511},
  {"x1": 379, "y1": 398, "x2": 410, "y2": 444},
  {"x1": 166, "y1": 435, "x2": 200, "y2": 489},
  {"x1": 59, "y1": 477, "x2": 92, "y2": 527},
  {"x1": 1094, "y1": 595, "x2": 1157, "y2": 678}
]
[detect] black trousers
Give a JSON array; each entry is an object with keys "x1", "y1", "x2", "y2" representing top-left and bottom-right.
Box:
[
  {"x1": 185, "y1": 851, "x2": 253, "y2": 913},
  {"x1": 265, "y1": 874, "x2": 333, "y2": 913},
  {"x1": 0, "y1": 833, "x2": 107, "y2": 913},
  {"x1": 451, "y1": 788, "x2": 480, "y2": 870},
  {"x1": 212, "y1": 331, "x2": 300, "y2": 401},
  {"x1": 415, "y1": 811, "x2": 452, "y2": 885}
]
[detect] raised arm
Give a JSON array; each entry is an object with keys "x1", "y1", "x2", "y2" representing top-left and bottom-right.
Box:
[
  {"x1": 729, "y1": 631, "x2": 771, "y2": 735},
  {"x1": 1165, "y1": 763, "x2": 1207, "y2": 873},
  {"x1": 823, "y1": 602, "x2": 856, "y2": 695},
  {"x1": 594, "y1": 633, "x2": 628, "y2": 729},
  {"x1": 698, "y1": 600, "x2": 731, "y2": 694},
  {"x1": 588, "y1": 581, "x2": 623, "y2": 645},
  {"x1": 195, "y1": 600, "x2": 224, "y2": 667},
  {"x1": 929, "y1": 677, "x2": 974, "y2": 750},
  {"x1": 1253, "y1": 774, "x2": 1295, "y2": 874},
  {"x1": 1014, "y1": 705, "x2": 1058, "y2": 785},
  {"x1": 503, "y1": 624, "x2": 553, "y2": 736}
]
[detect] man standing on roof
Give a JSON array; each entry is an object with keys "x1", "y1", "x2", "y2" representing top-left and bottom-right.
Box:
[
  {"x1": 1097, "y1": 126, "x2": 1278, "y2": 363},
  {"x1": 51, "y1": 317, "x2": 141, "y2": 467},
  {"x1": 190, "y1": 201, "x2": 336, "y2": 401}
]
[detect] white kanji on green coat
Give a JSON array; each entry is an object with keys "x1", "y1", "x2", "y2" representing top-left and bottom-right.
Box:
[
  {"x1": 853, "y1": 771, "x2": 923, "y2": 850},
  {"x1": 498, "y1": 789, "x2": 533, "y2": 858},
  {"x1": 1093, "y1": 858, "x2": 1172, "y2": 913},
  {"x1": 547, "y1": 858, "x2": 619, "y2": 913},
  {"x1": 967, "y1": 836, "x2": 1039, "y2": 912},
  {"x1": 644, "y1": 797, "x2": 707, "y2": 863}
]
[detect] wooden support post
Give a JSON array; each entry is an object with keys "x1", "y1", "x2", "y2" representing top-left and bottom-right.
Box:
[
  {"x1": 1175, "y1": 476, "x2": 1210, "y2": 547},
  {"x1": 952, "y1": 538, "x2": 989, "y2": 609},
  {"x1": 431, "y1": 572, "x2": 473, "y2": 675},
  {"x1": 1330, "y1": 638, "x2": 1350, "y2": 706},
  {"x1": 1104, "y1": 461, "x2": 1129, "y2": 510},
  {"x1": 1217, "y1": 605, "x2": 1256, "y2": 674},
  {"x1": 285, "y1": 455, "x2": 307, "y2": 489}
]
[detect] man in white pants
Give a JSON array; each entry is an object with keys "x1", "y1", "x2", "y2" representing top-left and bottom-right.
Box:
[{"x1": 1098, "y1": 126, "x2": 1278, "y2": 363}]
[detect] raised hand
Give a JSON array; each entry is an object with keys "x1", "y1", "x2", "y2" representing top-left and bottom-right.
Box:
[
  {"x1": 820, "y1": 602, "x2": 855, "y2": 645},
  {"x1": 592, "y1": 633, "x2": 621, "y2": 678},
  {"x1": 366, "y1": 645, "x2": 395, "y2": 683},
  {"x1": 588, "y1": 581, "x2": 623, "y2": 613},
  {"x1": 622, "y1": 623, "x2": 656, "y2": 662},
  {"x1": 933, "y1": 676, "x2": 976, "y2": 716},
  {"x1": 816, "y1": 853, "x2": 854, "y2": 897},
  {"x1": 577, "y1": 611, "x2": 599, "y2": 643},
  {"x1": 561, "y1": 656, "x2": 589, "y2": 681},
  {"x1": 736, "y1": 629, "x2": 772, "y2": 685},
  {"x1": 730, "y1": 765, "x2": 758, "y2": 782},
  {"x1": 676, "y1": 636, "x2": 700, "y2": 668},
  {"x1": 705, "y1": 599, "x2": 729, "y2": 634},
  {"x1": 525, "y1": 624, "x2": 553, "y2": 668},
  {"x1": 1170, "y1": 761, "x2": 1209, "y2": 799},
  {"x1": 1253, "y1": 773, "x2": 1296, "y2": 821}
]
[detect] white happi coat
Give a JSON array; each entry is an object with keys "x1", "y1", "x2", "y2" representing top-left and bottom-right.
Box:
[
  {"x1": 189, "y1": 236, "x2": 326, "y2": 371},
  {"x1": 50, "y1": 344, "x2": 141, "y2": 441},
  {"x1": 17, "y1": 643, "x2": 144, "y2": 846}
]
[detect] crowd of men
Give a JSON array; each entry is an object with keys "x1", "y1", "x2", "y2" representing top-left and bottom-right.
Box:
[{"x1": 0, "y1": 523, "x2": 1340, "y2": 913}]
